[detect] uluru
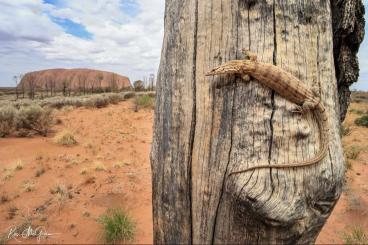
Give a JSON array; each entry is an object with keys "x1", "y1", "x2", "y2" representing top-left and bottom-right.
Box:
[{"x1": 17, "y1": 68, "x2": 132, "y2": 92}]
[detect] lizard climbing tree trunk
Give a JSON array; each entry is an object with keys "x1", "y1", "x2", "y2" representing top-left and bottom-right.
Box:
[{"x1": 151, "y1": 0, "x2": 359, "y2": 244}]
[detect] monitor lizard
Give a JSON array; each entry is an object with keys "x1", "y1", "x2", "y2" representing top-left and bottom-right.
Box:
[{"x1": 206, "y1": 50, "x2": 329, "y2": 176}]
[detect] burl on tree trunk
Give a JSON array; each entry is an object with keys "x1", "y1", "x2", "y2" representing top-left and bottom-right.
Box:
[{"x1": 151, "y1": 0, "x2": 363, "y2": 244}]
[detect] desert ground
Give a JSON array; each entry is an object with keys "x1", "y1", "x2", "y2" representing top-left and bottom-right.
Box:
[{"x1": 0, "y1": 97, "x2": 367, "y2": 244}]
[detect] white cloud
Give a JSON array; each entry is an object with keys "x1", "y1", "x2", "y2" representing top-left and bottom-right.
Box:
[{"x1": 0, "y1": 0, "x2": 165, "y2": 86}]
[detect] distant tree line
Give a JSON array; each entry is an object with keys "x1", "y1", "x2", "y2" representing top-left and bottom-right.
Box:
[{"x1": 13, "y1": 72, "x2": 134, "y2": 100}]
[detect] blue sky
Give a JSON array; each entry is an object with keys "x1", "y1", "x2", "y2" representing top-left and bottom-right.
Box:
[
  {"x1": 0, "y1": 0, "x2": 164, "y2": 86},
  {"x1": 0, "y1": 0, "x2": 366, "y2": 91},
  {"x1": 351, "y1": 0, "x2": 368, "y2": 91},
  {"x1": 50, "y1": 17, "x2": 93, "y2": 40}
]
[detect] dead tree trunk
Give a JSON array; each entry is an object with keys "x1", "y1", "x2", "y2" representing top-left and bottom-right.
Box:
[{"x1": 151, "y1": 0, "x2": 349, "y2": 244}]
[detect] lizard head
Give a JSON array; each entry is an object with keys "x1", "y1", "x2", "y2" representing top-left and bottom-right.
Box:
[{"x1": 205, "y1": 60, "x2": 254, "y2": 76}]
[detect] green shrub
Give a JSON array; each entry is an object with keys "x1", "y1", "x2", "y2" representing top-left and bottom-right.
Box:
[
  {"x1": 53, "y1": 130, "x2": 77, "y2": 146},
  {"x1": 355, "y1": 115, "x2": 368, "y2": 127},
  {"x1": 342, "y1": 226, "x2": 368, "y2": 244},
  {"x1": 99, "y1": 208, "x2": 135, "y2": 244},
  {"x1": 15, "y1": 105, "x2": 53, "y2": 136},
  {"x1": 0, "y1": 106, "x2": 16, "y2": 137},
  {"x1": 134, "y1": 95, "x2": 155, "y2": 109}
]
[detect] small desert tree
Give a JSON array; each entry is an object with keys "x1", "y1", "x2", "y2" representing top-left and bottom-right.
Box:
[
  {"x1": 27, "y1": 73, "x2": 36, "y2": 100},
  {"x1": 133, "y1": 80, "x2": 144, "y2": 91},
  {"x1": 109, "y1": 73, "x2": 118, "y2": 92},
  {"x1": 13, "y1": 75, "x2": 20, "y2": 100},
  {"x1": 78, "y1": 74, "x2": 88, "y2": 95}
]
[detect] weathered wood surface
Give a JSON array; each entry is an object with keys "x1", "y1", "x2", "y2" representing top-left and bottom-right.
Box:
[{"x1": 151, "y1": 0, "x2": 346, "y2": 244}]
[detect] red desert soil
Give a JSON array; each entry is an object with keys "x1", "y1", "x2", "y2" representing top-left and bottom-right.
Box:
[
  {"x1": 18, "y1": 68, "x2": 132, "y2": 91},
  {"x1": 0, "y1": 100, "x2": 367, "y2": 244}
]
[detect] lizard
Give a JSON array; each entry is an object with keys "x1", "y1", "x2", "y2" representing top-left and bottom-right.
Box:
[{"x1": 205, "y1": 49, "x2": 329, "y2": 176}]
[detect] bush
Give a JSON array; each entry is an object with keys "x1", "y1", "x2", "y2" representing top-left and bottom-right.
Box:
[
  {"x1": 0, "y1": 106, "x2": 16, "y2": 137},
  {"x1": 355, "y1": 115, "x2": 368, "y2": 127},
  {"x1": 85, "y1": 95, "x2": 109, "y2": 108},
  {"x1": 99, "y1": 208, "x2": 135, "y2": 244},
  {"x1": 122, "y1": 92, "x2": 135, "y2": 99},
  {"x1": 15, "y1": 105, "x2": 53, "y2": 136},
  {"x1": 105, "y1": 93, "x2": 123, "y2": 104},
  {"x1": 53, "y1": 130, "x2": 77, "y2": 146},
  {"x1": 134, "y1": 95, "x2": 155, "y2": 109}
]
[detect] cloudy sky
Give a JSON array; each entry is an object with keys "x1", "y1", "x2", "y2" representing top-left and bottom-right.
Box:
[{"x1": 0, "y1": 0, "x2": 367, "y2": 90}]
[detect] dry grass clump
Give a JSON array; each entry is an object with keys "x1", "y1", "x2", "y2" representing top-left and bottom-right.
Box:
[
  {"x1": 50, "y1": 182, "x2": 73, "y2": 209},
  {"x1": 345, "y1": 146, "x2": 361, "y2": 160},
  {"x1": 80, "y1": 168, "x2": 88, "y2": 175},
  {"x1": 53, "y1": 130, "x2": 77, "y2": 146},
  {"x1": 94, "y1": 162, "x2": 107, "y2": 171},
  {"x1": 342, "y1": 226, "x2": 368, "y2": 244},
  {"x1": 13, "y1": 159, "x2": 24, "y2": 171},
  {"x1": 21, "y1": 181, "x2": 35, "y2": 192},
  {"x1": 113, "y1": 162, "x2": 124, "y2": 169}
]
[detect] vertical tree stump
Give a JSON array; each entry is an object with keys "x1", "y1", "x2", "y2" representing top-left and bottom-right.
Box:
[{"x1": 151, "y1": 0, "x2": 347, "y2": 243}]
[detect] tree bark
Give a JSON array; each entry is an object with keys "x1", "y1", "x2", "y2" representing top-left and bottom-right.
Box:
[
  {"x1": 151, "y1": 0, "x2": 346, "y2": 244},
  {"x1": 331, "y1": 0, "x2": 365, "y2": 122}
]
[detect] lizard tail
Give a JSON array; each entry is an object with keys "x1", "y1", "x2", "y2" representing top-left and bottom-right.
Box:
[{"x1": 228, "y1": 102, "x2": 329, "y2": 176}]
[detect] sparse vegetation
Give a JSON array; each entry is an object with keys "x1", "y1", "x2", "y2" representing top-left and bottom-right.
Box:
[
  {"x1": 94, "y1": 162, "x2": 107, "y2": 171},
  {"x1": 349, "y1": 109, "x2": 365, "y2": 115},
  {"x1": 0, "y1": 105, "x2": 16, "y2": 137},
  {"x1": 345, "y1": 159, "x2": 352, "y2": 170},
  {"x1": 340, "y1": 125, "x2": 352, "y2": 137},
  {"x1": 134, "y1": 94, "x2": 155, "y2": 110},
  {"x1": 21, "y1": 181, "x2": 35, "y2": 192},
  {"x1": 2, "y1": 170, "x2": 14, "y2": 181},
  {"x1": 50, "y1": 183, "x2": 73, "y2": 209},
  {"x1": 53, "y1": 130, "x2": 77, "y2": 146},
  {"x1": 35, "y1": 167, "x2": 45, "y2": 177},
  {"x1": 80, "y1": 168, "x2": 88, "y2": 175},
  {"x1": 15, "y1": 104, "x2": 53, "y2": 136},
  {"x1": 342, "y1": 226, "x2": 368, "y2": 244},
  {"x1": 14, "y1": 159, "x2": 24, "y2": 170},
  {"x1": 99, "y1": 208, "x2": 135, "y2": 244},
  {"x1": 7, "y1": 205, "x2": 18, "y2": 220},
  {"x1": 345, "y1": 146, "x2": 361, "y2": 160},
  {"x1": 113, "y1": 162, "x2": 124, "y2": 169},
  {"x1": 0, "y1": 193, "x2": 9, "y2": 204},
  {"x1": 355, "y1": 115, "x2": 368, "y2": 127}
]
